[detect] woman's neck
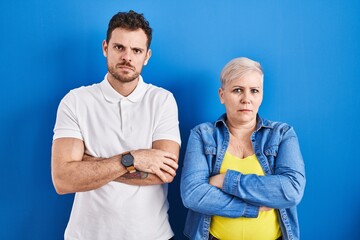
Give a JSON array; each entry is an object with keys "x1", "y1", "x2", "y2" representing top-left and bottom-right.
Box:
[
  {"x1": 226, "y1": 119, "x2": 257, "y2": 158},
  {"x1": 226, "y1": 118, "x2": 257, "y2": 139}
]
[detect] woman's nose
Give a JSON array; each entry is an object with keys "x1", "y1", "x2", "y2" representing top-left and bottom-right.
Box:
[{"x1": 241, "y1": 92, "x2": 251, "y2": 104}]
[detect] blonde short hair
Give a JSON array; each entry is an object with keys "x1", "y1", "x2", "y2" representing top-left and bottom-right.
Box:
[{"x1": 220, "y1": 57, "x2": 263, "y2": 87}]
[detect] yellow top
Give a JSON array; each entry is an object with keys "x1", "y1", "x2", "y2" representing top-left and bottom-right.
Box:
[{"x1": 209, "y1": 152, "x2": 281, "y2": 240}]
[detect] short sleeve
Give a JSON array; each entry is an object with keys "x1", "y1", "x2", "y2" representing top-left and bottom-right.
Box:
[
  {"x1": 53, "y1": 91, "x2": 83, "y2": 141},
  {"x1": 152, "y1": 92, "x2": 181, "y2": 145}
]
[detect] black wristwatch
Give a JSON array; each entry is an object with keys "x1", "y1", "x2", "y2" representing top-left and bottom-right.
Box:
[{"x1": 121, "y1": 152, "x2": 136, "y2": 173}]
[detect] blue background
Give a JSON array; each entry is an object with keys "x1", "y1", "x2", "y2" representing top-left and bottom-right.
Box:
[{"x1": 1, "y1": 0, "x2": 359, "y2": 239}]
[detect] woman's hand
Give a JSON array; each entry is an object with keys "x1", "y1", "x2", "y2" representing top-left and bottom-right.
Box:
[
  {"x1": 259, "y1": 206, "x2": 273, "y2": 211},
  {"x1": 209, "y1": 173, "x2": 226, "y2": 189}
]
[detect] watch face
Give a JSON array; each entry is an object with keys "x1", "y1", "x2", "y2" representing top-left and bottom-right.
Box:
[{"x1": 121, "y1": 154, "x2": 134, "y2": 167}]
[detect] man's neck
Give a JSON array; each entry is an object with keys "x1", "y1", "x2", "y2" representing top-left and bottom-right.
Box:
[{"x1": 107, "y1": 74, "x2": 139, "y2": 97}]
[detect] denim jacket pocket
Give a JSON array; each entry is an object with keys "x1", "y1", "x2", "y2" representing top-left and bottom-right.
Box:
[
  {"x1": 264, "y1": 145, "x2": 278, "y2": 157},
  {"x1": 264, "y1": 145, "x2": 278, "y2": 173},
  {"x1": 204, "y1": 146, "x2": 217, "y2": 174},
  {"x1": 204, "y1": 146, "x2": 216, "y2": 155}
]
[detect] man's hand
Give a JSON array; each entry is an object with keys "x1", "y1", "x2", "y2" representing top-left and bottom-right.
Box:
[{"x1": 131, "y1": 149, "x2": 178, "y2": 182}]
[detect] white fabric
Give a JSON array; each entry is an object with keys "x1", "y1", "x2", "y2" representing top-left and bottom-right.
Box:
[{"x1": 53, "y1": 74, "x2": 181, "y2": 240}]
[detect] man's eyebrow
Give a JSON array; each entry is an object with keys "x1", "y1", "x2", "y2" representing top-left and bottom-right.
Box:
[
  {"x1": 131, "y1": 46, "x2": 145, "y2": 51},
  {"x1": 112, "y1": 43, "x2": 145, "y2": 51},
  {"x1": 231, "y1": 85, "x2": 261, "y2": 88}
]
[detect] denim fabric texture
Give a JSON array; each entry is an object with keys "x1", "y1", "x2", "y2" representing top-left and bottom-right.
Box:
[{"x1": 180, "y1": 114, "x2": 306, "y2": 240}]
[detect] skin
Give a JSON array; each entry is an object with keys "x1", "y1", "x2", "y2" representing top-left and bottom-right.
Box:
[
  {"x1": 209, "y1": 71, "x2": 271, "y2": 211},
  {"x1": 102, "y1": 28, "x2": 152, "y2": 96},
  {"x1": 51, "y1": 27, "x2": 179, "y2": 194}
]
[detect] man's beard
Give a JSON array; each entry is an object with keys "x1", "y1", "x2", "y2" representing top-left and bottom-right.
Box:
[{"x1": 107, "y1": 61, "x2": 140, "y2": 83}]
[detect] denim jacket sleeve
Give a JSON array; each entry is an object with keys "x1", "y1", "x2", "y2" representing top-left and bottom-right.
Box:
[
  {"x1": 222, "y1": 126, "x2": 306, "y2": 209},
  {"x1": 180, "y1": 128, "x2": 259, "y2": 218}
]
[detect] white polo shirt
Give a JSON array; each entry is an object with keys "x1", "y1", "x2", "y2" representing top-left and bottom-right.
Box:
[{"x1": 53, "y1": 74, "x2": 181, "y2": 240}]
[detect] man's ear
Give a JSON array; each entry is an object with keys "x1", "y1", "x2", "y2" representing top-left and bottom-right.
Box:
[
  {"x1": 144, "y1": 49, "x2": 152, "y2": 65},
  {"x1": 102, "y1": 40, "x2": 108, "y2": 57}
]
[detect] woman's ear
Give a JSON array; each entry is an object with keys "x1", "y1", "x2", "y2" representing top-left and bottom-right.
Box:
[{"x1": 219, "y1": 87, "x2": 225, "y2": 104}]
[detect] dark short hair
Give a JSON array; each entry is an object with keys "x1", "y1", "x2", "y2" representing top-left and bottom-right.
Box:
[{"x1": 106, "y1": 10, "x2": 152, "y2": 49}]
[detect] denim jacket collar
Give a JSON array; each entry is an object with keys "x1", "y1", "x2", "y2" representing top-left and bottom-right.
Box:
[{"x1": 215, "y1": 113, "x2": 273, "y2": 132}]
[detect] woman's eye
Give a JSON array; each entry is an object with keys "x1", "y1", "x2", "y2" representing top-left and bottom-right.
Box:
[{"x1": 233, "y1": 88, "x2": 242, "y2": 93}]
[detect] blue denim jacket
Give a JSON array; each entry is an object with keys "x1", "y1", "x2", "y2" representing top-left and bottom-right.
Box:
[{"x1": 180, "y1": 114, "x2": 306, "y2": 240}]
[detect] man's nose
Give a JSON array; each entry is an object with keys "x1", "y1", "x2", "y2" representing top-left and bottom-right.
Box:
[{"x1": 121, "y1": 49, "x2": 132, "y2": 62}]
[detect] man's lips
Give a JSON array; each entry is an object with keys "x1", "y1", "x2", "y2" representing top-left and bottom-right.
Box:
[
  {"x1": 239, "y1": 109, "x2": 252, "y2": 112},
  {"x1": 117, "y1": 64, "x2": 135, "y2": 71}
]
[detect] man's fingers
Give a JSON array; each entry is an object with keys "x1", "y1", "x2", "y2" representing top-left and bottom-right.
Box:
[
  {"x1": 163, "y1": 158, "x2": 178, "y2": 170},
  {"x1": 154, "y1": 169, "x2": 168, "y2": 182},
  {"x1": 162, "y1": 151, "x2": 178, "y2": 161},
  {"x1": 161, "y1": 164, "x2": 176, "y2": 176}
]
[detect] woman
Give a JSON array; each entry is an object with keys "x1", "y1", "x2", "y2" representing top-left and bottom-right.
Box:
[{"x1": 180, "y1": 57, "x2": 306, "y2": 240}]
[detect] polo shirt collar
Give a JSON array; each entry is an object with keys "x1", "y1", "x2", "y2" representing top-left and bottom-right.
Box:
[{"x1": 100, "y1": 74, "x2": 148, "y2": 103}]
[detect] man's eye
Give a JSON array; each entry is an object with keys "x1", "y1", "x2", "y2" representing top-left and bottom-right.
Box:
[
  {"x1": 133, "y1": 49, "x2": 142, "y2": 54},
  {"x1": 114, "y1": 46, "x2": 123, "y2": 50},
  {"x1": 251, "y1": 89, "x2": 259, "y2": 93}
]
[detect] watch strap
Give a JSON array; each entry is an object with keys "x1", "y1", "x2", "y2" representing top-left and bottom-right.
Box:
[
  {"x1": 121, "y1": 151, "x2": 136, "y2": 173},
  {"x1": 126, "y1": 165, "x2": 136, "y2": 173}
]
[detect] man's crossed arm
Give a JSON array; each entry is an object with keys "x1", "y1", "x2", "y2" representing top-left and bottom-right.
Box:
[{"x1": 51, "y1": 138, "x2": 180, "y2": 194}]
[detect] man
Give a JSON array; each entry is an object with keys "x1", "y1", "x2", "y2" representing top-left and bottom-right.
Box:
[{"x1": 51, "y1": 10, "x2": 181, "y2": 240}]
